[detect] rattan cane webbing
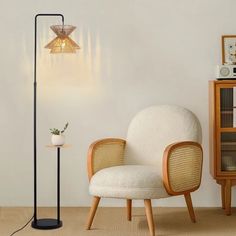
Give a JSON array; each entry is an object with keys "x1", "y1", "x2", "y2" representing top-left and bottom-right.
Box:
[
  {"x1": 168, "y1": 145, "x2": 202, "y2": 192},
  {"x1": 93, "y1": 141, "x2": 125, "y2": 174}
]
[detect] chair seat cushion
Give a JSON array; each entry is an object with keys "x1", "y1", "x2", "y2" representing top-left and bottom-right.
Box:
[{"x1": 89, "y1": 165, "x2": 170, "y2": 199}]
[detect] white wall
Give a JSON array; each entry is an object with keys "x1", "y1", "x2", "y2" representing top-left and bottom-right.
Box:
[{"x1": 0, "y1": 0, "x2": 235, "y2": 207}]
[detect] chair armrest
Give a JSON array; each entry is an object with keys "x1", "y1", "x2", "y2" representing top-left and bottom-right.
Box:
[
  {"x1": 87, "y1": 138, "x2": 126, "y2": 181},
  {"x1": 163, "y1": 141, "x2": 203, "y2": 196}
]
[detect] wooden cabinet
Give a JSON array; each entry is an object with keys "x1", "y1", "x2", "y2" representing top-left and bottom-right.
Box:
[{"x1": 209, "y1": 80, "x2": 236, "y2": 215}]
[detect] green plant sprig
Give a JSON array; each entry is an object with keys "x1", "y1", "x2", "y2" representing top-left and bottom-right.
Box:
[{"x1": 50, "y1": 122, "x2": 69, "y2": 135}]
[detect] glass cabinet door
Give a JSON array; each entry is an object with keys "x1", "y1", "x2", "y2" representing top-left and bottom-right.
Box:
[
  {"x1": 220, "y1": 88, "x2": 233, "y2": 128},
  {"x1": 219, "y1": 87, "x2": 236, "y2": 172},
  {"x1": 221, "y1": 132, "x2": 236, "y2": 171}
]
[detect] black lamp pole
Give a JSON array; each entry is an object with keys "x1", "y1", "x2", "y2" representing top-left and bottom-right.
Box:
[{"x1": 32, "y1": 13, "x2": 64, "y2": 230}]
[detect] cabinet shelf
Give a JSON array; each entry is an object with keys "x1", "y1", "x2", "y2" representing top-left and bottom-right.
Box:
[
  {"x1": 221, "y1": 142, "x2": 236, "y2": 151},
  {"x1": 221, "y1": 142, "x2": 236, "y2": 145},
  {"x1": 221, "y1": 111, "x2": 233, "y2": 114}
]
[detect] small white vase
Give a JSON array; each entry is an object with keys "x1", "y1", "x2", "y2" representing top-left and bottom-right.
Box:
[{"x1": 51, "y1": 134, "x2": 65, "y2": 146}]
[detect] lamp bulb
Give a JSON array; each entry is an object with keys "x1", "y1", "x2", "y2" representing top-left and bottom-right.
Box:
[{"x1": 61, "y1": 40, "x2": 66, "y2": 49}]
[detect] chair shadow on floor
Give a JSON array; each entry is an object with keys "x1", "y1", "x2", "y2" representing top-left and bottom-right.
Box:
[{"x1": 136, "y1": 208, "x2": 236, "y2": 236}]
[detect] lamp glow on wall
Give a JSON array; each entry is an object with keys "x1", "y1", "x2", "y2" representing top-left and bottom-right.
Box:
[{"x1": 32, "y1": 14, "x2": 79, "y2": 230}]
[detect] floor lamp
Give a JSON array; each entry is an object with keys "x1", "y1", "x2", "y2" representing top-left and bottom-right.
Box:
[{"x1": 32, "y1": 13, "x2": 79, "y2": 230}]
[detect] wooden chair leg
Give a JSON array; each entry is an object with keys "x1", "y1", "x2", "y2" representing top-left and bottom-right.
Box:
[
  {"x1": 86, "y1": 196, "x2": 101, "y2": 230},
  {"x1": 184, "y1": 193, "x2": 196, "y2": 223},
  {"x1": 144, "y1": 199, "x2": 155, "y2": 236},
  {"x1": 225, "y1": 179, "x2": 232, "y2": 216},
  {"x1": 127, "y1": 199, "x2": 132, "y2": 221},
  {"x1": 221, "y1": 183, "x2": 226, "y2": 209}
]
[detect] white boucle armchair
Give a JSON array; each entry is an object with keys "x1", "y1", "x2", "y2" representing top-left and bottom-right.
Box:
[{"x1": 86, "y1": 105, "x2": 203, "y2": 236}]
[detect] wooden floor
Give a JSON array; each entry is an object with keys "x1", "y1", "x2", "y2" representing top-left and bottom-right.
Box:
[{"x1": 3, "y1": 207, "x2": 236, "y2": 236}]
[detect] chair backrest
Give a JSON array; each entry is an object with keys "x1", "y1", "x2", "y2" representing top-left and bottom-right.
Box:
[{"x1": 124, "y1": 105, "x2": 202, "y2": 174}]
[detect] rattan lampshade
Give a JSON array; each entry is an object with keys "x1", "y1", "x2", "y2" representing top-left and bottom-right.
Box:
[{"x1": 45, "y1": 25, "x2": 80, "y2": 53}]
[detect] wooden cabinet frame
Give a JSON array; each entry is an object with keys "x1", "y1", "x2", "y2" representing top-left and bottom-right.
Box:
[{"x1": 209, "y1": 80, "x2": 236, "y2": 215}]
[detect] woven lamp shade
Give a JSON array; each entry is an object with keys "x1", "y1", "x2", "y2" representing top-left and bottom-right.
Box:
[{"x1": 45, "y1": 25, "x2": 80, "y2": 53}]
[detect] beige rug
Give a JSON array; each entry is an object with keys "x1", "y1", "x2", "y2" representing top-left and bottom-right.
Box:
[{"x1": 2, "y1": 207, "x2": 236, "y2": 236}]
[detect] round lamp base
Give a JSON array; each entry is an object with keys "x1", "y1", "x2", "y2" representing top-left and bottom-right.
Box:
[{"x1": 31, "y1": 219, "x2": 62, "y2": 230}]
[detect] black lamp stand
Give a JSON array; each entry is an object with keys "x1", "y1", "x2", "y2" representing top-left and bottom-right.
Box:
[{"x1": 31, "y1": 14, "x2": 64, "y2": 230}]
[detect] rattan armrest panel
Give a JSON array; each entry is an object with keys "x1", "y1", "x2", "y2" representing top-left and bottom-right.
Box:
[
  {"x1": 163, "y1": 141, "x2": 203, "y2": 195},
  {"x1": 87, "y1": 138, "x2": 126, "y2": 180}
]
